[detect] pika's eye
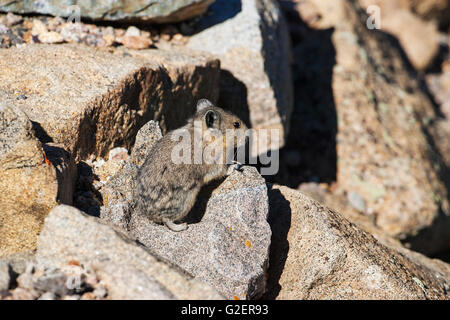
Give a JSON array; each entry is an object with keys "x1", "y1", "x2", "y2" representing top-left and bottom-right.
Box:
[{"x1": 233, "y1": 121, "x2": 240, "y2": 128}]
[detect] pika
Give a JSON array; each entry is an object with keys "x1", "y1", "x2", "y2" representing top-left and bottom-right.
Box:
[{"x1": 135, "y1": 99, "x2": 248, "y2": 232}]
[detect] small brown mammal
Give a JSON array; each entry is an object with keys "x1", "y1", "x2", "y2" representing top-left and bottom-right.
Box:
[{"x1": 135, "y1": 99, "x2": 248, "y2": 231}]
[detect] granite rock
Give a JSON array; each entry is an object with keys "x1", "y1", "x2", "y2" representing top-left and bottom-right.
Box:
[
  {"x1": 266, "y1": 185, "x2": 450, "y2": 299},
  {"x1": 100, "y1": 120, "x2": 271, "y2": 299},
  {"x1": 359, "y1": 0, "x2": 440, "y2": 70},
  {"x1": 0, "y1": 103, "x2": 58, "y2": 257},
  {"x1": 36, "y1": 205, "x2": 224, "y2": 300}
]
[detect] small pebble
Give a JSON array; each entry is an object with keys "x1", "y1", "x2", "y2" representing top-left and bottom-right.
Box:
[
  {"x1": 38, "y1": 292, "x2": 56, "y2": 300},
  {"x1": 347, "y1": 191, "x2": 367, "y2": 213}
]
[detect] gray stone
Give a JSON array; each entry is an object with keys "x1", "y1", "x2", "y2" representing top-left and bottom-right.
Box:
[
  {"x1": 0, "y1": 259, "x2": 10, "y2": 291},
  {"x1": 129, "y1": 166, "x2": 271, "y2": 300},
  {"x1": 0, "y1": 0, "x2": 215, "y2": 24},
  {"x1": 187, "y1": 0, "x2": 293, "y2": 154},
  {"x1": 32, "y1": 270, "x2": 70, "y2": 297},
  {"x1": 100, "y1": 161, "x2": 138, "y2": 230},
  {"x1": 99, "y1": 120, "x2": 161, "y2": 229},
  {"x1": 36, "y1": 205, "x2": 223, "y2": 300}
]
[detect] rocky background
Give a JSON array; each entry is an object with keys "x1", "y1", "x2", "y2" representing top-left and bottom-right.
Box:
[{"x1": 0, "y1": 0, "x2": 449, "y2": 300}]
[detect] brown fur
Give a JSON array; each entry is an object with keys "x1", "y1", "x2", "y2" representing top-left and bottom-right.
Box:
[{"x1": 135, "y1": 99, "x2": 248, "y2": 231}]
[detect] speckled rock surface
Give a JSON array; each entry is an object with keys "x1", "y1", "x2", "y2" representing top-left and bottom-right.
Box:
[
  {"x1": 266, "y1": 185, "x2": 450, "y2": 300},
  {"x1": 129, "y1": 166, "x2": 271, "y2": 300},
  {"x1": 359, "y1": 0, "x2": 440, "y2": 70},
  {"x1": 297, "y1": 182, "x2": 405, "y2": 250},
  {"x1": 36, "y1": 205, "x2": 224, "y2": 300},
  {"x1": 0, "y1": 43, "x2": 219, "y2": 160},
  {"x1": 1, "y1": 260, "x2": 109, "y2": 300},
  {"x1": 335, "y1": 1, "x2": 449, "y2": 253},
  {"x1": 430, "y1": 120, "x2": 450, "y2": 169},
  {"x1": 0, "y1": 0, "x2": 215, "y2": 24},
  {"x1": 187, "y1": 0, "x2": 293, "y2": 154},
  {"x1": 0, "y1": 103, "x2": 58, "y2": 257}
]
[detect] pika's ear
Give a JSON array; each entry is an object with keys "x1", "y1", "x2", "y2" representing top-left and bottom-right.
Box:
[
  {"x1": 205, "y1": 110, "x2": 219, "y2": 129},
  {"x1": 197, "y1": 99, "x2": 214, "y2": 112}
]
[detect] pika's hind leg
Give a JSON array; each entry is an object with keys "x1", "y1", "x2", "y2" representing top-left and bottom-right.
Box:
[
  {"x1": 161, "y1": 185, "x2": 201, "y2": 232},
  {"x1": 162, "y1": 217, "x2": 188, "y2": 232}
]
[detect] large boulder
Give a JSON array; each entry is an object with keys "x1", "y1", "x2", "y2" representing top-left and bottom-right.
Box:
[
  {"x1": 0, "y1": 104, "x2": 58, "y2": 257},
  {"x1": 0, "y1": 0, "x2": 215, "y2": 24},
  {"x1": 99, "y1": 120, "x2": 272, "y2": 300},
  {"x1": 187, "y1": 0, "x2": 293, "y2": 154},
  {"x1": 359, "y1": 0, "x2": 440, "y2": 70},
  {"x1": 266, "y1": 185, "x2": 450, "y2": 299},
  {"x1": 0, "y1": 260, "x2": 9, "y2": 292},
  {"x1": 36, "y1": 205, "x2": 224, "y2": 300},
  {"x1": 286, "y1": 0, "x2": 450, "y2": 254}
]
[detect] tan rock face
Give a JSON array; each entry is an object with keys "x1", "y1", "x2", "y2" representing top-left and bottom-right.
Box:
[
  {"x1": 298, "y1": 183, "x2": 405, "y2": 250},
  {"x1": 381, "y1": 10, "x2": 439, "y2": 71},
  {"x1": 301, "y1": 0, "x2": 449, "y2": 253},
  {"x1": 0, "y1": 104, "x2": 58, "y2": 257},
  {"x1": 266, "y1": 185, "x2": 450, "y2": 300},
  {"x1": 0, "y1": 43, "x2": 219, "y2": 161}
]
